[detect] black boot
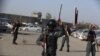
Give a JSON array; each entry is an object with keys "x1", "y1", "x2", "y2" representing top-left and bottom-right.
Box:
[
  {"x1": 67, "y1": 45, "x2": 70, "y2": 52},
  {"x1": 13, "y1": 42, "x2": 18, "y2": 45},
  {"x1": 59, "y1": 48, "x2": 63, "y2": 51},
  {"x1": 67, "y1": 49, "x2": 69, "y2": 52}
]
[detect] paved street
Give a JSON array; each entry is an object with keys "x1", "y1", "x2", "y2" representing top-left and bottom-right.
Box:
[{"x1": 0, "y1": 31, "x2": 100, "y2": 56}]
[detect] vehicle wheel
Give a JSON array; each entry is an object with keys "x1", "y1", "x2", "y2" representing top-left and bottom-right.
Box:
[{"x1": 3, "y1": 29, "x2": 6, "y2": 32}]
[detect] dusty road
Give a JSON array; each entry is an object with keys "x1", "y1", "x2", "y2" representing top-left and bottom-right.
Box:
[{"x1": 0, "y1": 31, "x2": 100, "y2": 56}]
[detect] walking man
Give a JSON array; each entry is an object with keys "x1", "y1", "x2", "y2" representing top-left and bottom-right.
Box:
[
  {"x1": 59, "y1": 24, "x2": 71, "y2": 52},
  {"x1": 12, "y1": 20, "x2": 21, "y2": 45},
  {"x1": 86, "y1": 25, "x2": 97, "y2": 56}
]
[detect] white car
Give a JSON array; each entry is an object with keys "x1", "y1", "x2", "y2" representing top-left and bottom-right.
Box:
[
  {"x1": 95, "y1": 30, "x2": 100, "y2": 45},
  {"x1": 78, "y1": 29, "x2": 89, "y2": 40},
  {"x1": 71, "y1": 29, "x2": 89, "y2": 40},
  {"x1": 96, "y1": 34, "x2": 100, "y2": 45},
  {"x1": 2, "y1": 22, "x2": 13, "y2": 29},
  {"x1": 20, "y1": 25, "x2": 41, "y2": 32},
  {"x1": 0, "y1": 22, "x2": 13, "y2": 32},
  {"x1": 71, "y1": 29, "x2": 83, "y2": 38}
]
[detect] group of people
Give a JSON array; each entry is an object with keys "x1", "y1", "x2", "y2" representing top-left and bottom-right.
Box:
[
  {"x1": 11, "y1": 19, "x2": 97, "y2": 56},
  {"x1": 36, "y1": 19, "x2": 98, "y2": 56}
]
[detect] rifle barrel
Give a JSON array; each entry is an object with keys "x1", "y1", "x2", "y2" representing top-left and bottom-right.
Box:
[{"x1": 58, "y1": 4, "x2": 62, "y2": 19}]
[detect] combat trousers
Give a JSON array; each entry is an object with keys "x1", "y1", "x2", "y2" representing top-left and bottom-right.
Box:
[
  {"x1": 60, "y1": 36, "x2": 69, "y2": 50},
  {"x1": 42, "y1": 47, "x2": 57, "y2": 56},
  {"x1": 13, "y1": 32, "x2": 18, "y2": 43},
  {"x1": 86, "y1": 41, "x2": 96, "y2": 56}
]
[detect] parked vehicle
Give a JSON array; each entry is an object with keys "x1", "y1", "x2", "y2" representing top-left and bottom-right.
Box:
[
  {"x1": 0, "y1": 18, "x2": 12, "y2": 32},
  {"x1": 2, "y1": 22, "x2": 13, "y2": 29},
  {"x1": 20, "y1": 25, "x2": 41, "y2": 32},
  {"x1": 71, "y1": 29, "x2": 89, "y2": 40},
  {"x1": 71, "y1": 29, "x2": 83, "y2": 38},
  {"x1": 0, "y1": 23, "x2": 13, "y2": 32},
  {"x1": 95, "y1": 30, "x2": 100, "y2": 45},
  {"x1": 78, "y1": 29, "x2": 89, "y2": 40}
]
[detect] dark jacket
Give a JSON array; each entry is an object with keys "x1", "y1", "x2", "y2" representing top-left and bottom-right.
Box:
[
  {"x1": 36, "y1": 28, "x2": 64, "y2": 49},
  {"x1": 87, "y1": 29, "x2": 96, "y2": 42},
  {"x1": 12, "y1": 23, "x2": 21, "y2": 33}
]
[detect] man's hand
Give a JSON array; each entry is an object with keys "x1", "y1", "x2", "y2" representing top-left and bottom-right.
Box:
[
  {"x1": 95, "y1": 41, "x2": 99, "y2": 51},
  {"x1": 41, "y1": 42, "x2": 45, "y2": 48},
  {"x1": 92, "y1": 41, "x2": 96, "y2": 45},
  {"x1": 92, "y1": 41, "x2": 99, "y2": 51},
  {"x1": 11, "y1": 31, "x2": 14, "y2": 34}
]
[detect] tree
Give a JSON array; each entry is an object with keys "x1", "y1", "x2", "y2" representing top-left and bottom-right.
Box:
[{"x1": 46, "y1": 13, "x2": 52, "y2": 19}]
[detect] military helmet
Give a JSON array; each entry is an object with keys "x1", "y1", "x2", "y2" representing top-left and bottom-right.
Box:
[{"x1": 47, "y1": 19, "x2": 57, "y2": 29}]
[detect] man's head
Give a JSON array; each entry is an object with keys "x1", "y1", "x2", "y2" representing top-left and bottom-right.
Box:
[
  {"x1": 90, "y1": 24, "x2": 96, "y2": 30},
  {"x1": 57, "y1": 19, "x2": 62, "y2": 26},
  {"x1": 46, "y1": 19, "x2": 57, "y2": 30},
  {"x1": 62, "y1": 23, "x2": 68, "y2": 31}
]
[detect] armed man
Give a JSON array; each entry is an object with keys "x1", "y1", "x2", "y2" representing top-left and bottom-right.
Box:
[
  {"x1": 57, "y1": 19, "x2": 71, "y2": 52},
  {"x1": 36, "y1": 19, "x2": 66, "y2": 56},
  {"x1": 59, "y1": 24, "x2": 71, "y2": 52}
]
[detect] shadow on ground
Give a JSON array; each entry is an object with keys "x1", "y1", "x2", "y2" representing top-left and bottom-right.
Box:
[
  {"x1": 18, "y1": 32, "x2": 40, "y2": 35},
  {"x1": 17, "y1": 43, "x2": 37, "y2": 45},
  {"x1": 0, "y1": 55, "x2": 16, "y2": 56},
  {"x1": 18, "y1": 32, "x2": 31, "y2": 35},
  {"x1": 62, "y1": 50, "x2": 100, "y2": 52}
]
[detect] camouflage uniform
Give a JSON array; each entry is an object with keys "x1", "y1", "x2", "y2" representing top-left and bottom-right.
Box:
[
  {"x1": 59, "y1": 25, "x2": 71, "y2": 52},
  {"x1": 36, "y1": 27, "x2": 64, "y2": 56}
]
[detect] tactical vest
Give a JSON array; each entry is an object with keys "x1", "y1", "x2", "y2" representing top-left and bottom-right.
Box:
[{"x1": 46, "y1": 31, "x2": 58, "y2": 49}]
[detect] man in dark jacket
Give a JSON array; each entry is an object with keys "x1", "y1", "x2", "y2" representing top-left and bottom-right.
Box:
[
  {"x1": 12, "y1": 20, "x2": 21, "y2": 45},
  {"x1": 86, "y1": 25, "x2": 97, "y2": 56},
  {"x1": 36, "y1": 19, "x2": 65, "y2": 56}
]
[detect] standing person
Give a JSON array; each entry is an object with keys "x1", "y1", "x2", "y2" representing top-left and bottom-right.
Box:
[
  {"x1": 36, "y1": 19, "x2": 65, "y2": 56},
  {"x1": 86, "y1": 25, "x2": 97, "y2": 56},
  {"x1": 57, "y1": 19, "x2": 71, "y2": 52},
  {"x1": 59, "y1": 24, "x2": 71, "y2": 52},
  {"x1": 12, "y1": 20, "x2": 21, "y2": 45}
]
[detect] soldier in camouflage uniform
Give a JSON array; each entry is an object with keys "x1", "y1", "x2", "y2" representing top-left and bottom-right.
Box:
[
  {"x1": 36, "y1": 19, "x2": 65, "y2": 56},
  {"x1": 57, "y1": 19, "x2": 71, "y2": 52},
  {"x1": 59, "y1": 24, "x2": 71, "y2": 52}
]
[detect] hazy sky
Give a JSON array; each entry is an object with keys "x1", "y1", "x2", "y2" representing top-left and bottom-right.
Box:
[{"x1": 2, "y1": 0, "x2": 100, "y2": 25}]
